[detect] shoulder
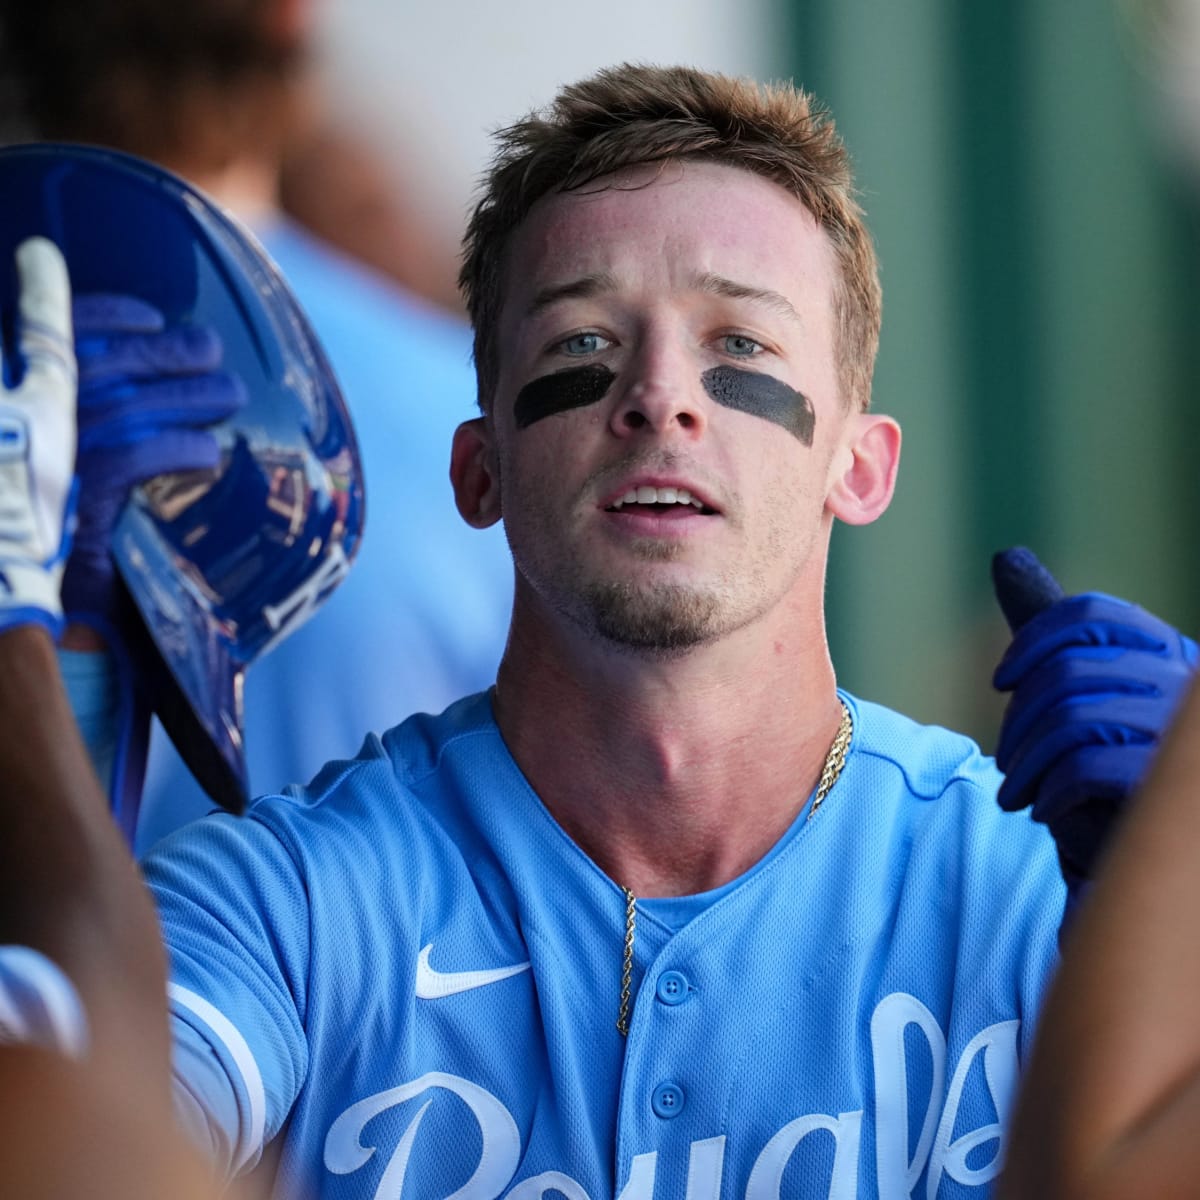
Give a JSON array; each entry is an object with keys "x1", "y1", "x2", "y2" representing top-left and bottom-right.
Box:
[
  {"x1": 252, "y1": 692, "x2": 501, "y2": 826},
  {"x1": 844, "y1": 692, "x2": 1001, "y2": 803},
  {"x1": 145, "y1": 694, "x2": 500, "y2": 880},
  {"x1": 376, "y1": 691, "x2": 510, "y2": 784},
  {"x1": 842, "y1": 692, "x2": 1055, "y2": 873},
  {"x1": 838, "y1": 696, "x2": 1064, "y2": 982},
  {"x1": 141, "y1": 696, "x2": 508, "y2": 998},
  {"x1": 841, "y1": 693, "x2": 1062, "y2": 907}
]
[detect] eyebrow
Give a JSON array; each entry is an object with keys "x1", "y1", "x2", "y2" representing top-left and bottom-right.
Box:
[
  {"x1": 526, "y1": 272, "x2": 619, "y2": 317},
  {"x1": 692, "y1": 273, "x2": 804, "y2": 326},
  {"x1": 523, "y1": 269, "x2": 804, "y2": 325}
]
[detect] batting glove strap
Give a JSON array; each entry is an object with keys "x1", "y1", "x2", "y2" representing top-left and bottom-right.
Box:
[{"x1": 0, "y1": 585, "x2": 65, "y2": 638}]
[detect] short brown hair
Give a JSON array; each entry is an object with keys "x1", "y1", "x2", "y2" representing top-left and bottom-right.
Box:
[{"x1": 460, "y1": 62, "x2": 881, "y2": 413}]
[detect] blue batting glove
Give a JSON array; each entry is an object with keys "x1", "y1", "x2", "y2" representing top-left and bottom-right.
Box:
[
  {"x1": 60, "y1": 294, "x2": 246, "y2": 842},
  {"x1": 62, "y1": 294, "x2": 246, "y2": 634},
  {"x1": 992, "y1": 546, "x2": 1198, "y2": 890}
]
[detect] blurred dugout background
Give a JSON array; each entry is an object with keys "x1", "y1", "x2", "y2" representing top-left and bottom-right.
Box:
[{"x1": 312, "y1": 0, "x2": 1200, "y2": 744}]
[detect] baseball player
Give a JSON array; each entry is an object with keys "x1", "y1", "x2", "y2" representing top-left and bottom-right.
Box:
[{"x1": 1, "y1": 64, "x2": 1194, "y2": 1199}]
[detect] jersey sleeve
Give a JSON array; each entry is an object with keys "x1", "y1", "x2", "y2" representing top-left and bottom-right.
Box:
[{"x1": 142, "y1": 807, "x2": 312, "y2": 1180}]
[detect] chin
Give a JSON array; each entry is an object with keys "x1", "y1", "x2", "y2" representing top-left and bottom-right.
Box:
[{"x1": 582, "y1": 581, "x2": 725, "y2": 652}]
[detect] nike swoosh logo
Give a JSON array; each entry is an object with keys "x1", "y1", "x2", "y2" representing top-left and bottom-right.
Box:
[{"x1": 415, "y1": 943, "x2": 531, "y2": 999}]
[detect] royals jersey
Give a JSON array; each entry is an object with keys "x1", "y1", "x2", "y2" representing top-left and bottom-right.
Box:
[{"x1": 144, "y1": 690, "x2": 1064, "y2": 1199}]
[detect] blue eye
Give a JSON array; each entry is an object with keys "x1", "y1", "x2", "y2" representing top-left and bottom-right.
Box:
[
  {"x1": 560, "y1": 332, "x2": 608, "y2": 356},
  {"x1": 723, "y1": 334, "x2": 762, "y2": 357}
]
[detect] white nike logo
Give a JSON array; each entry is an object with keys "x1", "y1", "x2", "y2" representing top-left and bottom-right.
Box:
[{"x1": 415, "y1": 943, "x2": 531, "y2": 999}]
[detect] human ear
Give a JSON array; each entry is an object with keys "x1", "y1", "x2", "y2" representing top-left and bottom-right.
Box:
[
  {"x1": 825, "y1": 413, "x2": 901, "y2": 526},
  {"x1": 450, "y1": 417, "x2": 502, "y2": 528}
]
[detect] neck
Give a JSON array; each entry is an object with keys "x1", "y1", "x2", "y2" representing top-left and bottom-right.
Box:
[
  {"x1": 163, "y1": 153, "x2": 282, "y2": 228},
  {"x1": 493, "y1": 590, "x2": 845, "y2": 898}
]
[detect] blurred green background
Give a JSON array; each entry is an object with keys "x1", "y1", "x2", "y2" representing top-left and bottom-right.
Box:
[{"x1": 774, "y1": 0, "x2": 1200, "y2": 744}]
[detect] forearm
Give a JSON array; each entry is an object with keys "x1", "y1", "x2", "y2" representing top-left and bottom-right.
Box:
[
  {"x1": 0, "y1": 625, "x2": 170, "y2": 1075},
  {"x1": 1000, "y1": 675, "x2": 1200, "y2": 1198}
]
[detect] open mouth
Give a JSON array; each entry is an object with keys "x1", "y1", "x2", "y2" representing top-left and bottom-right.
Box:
[{"x1": 605, "y1": 486, "x2": 718, "y2": 515}]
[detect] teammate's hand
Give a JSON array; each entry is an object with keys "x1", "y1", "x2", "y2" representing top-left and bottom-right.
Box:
[
  {"x1": 62, "y1": 294, "x2": 246, "y2": 636},
  {"x1": 992, "y1": 546, "x2": 1198, "y2": 889},
  {"x1": 0, "y1": 237, "x2": 78, "y2": 639}
]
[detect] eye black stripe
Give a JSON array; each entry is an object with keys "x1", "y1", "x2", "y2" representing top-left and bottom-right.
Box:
[
  {"x1": 514, "y1": 364, "x2": 615, "y2": 429},
  {"x1": 513, "y1": 362, "x2": 815, "y2": 446},
  {"x1": 701, "y1": 366, "x2": 815, "y2": 445}
]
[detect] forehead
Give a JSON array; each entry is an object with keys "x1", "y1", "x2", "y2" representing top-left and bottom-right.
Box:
[{"x1": 498, "y1": 159, "x2": 838, "y2": 335}]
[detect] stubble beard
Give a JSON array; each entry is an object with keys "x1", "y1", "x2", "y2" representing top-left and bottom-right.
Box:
[
  {"x1": 547, "y1": 536, "x2": 732, "y2": 653},
  {"x1": 584, "y1": 577, "x2": 723, "y2": 652}
]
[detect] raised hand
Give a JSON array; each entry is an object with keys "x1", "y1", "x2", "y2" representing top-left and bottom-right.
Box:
[
  {"x1": 63, "y1": 293, "x2": 245, "y2": 637},
  {"x1": 992, "y1": 546, "x2": 1198, "y2": 890},
  {"x1": 0, "y1": 237, "x2": 78, "y2": 639}
]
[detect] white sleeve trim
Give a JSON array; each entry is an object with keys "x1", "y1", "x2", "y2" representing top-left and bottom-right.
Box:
[
  {"x1": 0, "y1": 945, "x2": 88, "y2": 1058},
  {"x1": 168, "y1": 982, "x2": 266, "y2": 1174}
]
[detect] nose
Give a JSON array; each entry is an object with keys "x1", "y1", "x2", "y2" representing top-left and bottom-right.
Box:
[{"x1": 607, "y1": 338, "x2": 707, "y2": 439}]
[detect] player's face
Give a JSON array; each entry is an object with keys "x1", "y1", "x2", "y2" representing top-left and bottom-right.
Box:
[{"x1": 480, "y1": 159, "x2": 856, "y2": 652}]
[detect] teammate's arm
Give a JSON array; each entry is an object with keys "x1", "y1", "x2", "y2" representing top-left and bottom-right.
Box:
[
  {"x1": 0, "y1": 238, "x2": 172, "y2": 1085},
  {"x1": 0, "y1": 626, "x2": 168, "y2": 1067},
  {"x1": 0, "y1": 238, "x2": 213, "y2": 1195},
  {"x1": 0, "y1": 659, "x2": 212, "y2": 1200},
  {"x1": 0, "y1": 1044, "x2": 218, "y2": 1200},
  {"x1": 998, "y1": 672, "x2": 1200, "y2": 1200}
]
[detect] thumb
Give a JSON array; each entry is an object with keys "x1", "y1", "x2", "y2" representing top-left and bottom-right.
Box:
[
  {"x1": 14, "y1": 237, "x2": 76, "y2": 395},
  {"x1": 992, "y1": 546, "x2": 1065, "y2": 634}
]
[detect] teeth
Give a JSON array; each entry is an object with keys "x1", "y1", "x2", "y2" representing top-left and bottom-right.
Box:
[{"x1": 610, "y1": 486, "x2": 705, "y2": 510}]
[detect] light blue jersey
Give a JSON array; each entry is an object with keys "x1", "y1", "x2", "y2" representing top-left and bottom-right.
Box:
[
  {"x1": 145, "y1": 690, "x2": 1064, "y2": 1199},
  {"x1": 136, "y1": 219, "x2": 512, "y2": 851}
]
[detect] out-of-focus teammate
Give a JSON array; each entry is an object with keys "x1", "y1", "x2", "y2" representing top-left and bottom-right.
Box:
[{"x1": 0, "y1": 0, "x2": 513, "y2": 849}]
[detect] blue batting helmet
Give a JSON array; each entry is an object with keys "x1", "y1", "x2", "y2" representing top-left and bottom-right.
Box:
[{"x1": 0, "y1": 142, "x2": 365, "y2": 813}]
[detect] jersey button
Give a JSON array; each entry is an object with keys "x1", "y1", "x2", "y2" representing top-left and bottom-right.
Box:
[
  {"x1": 655, "y1": 970, "x2": 691, "y2": 1006},
  {"x1": 651, "y1": 1082, "x2": 686, "y2": 1119}
]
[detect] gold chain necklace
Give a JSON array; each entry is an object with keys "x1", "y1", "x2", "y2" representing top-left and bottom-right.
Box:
[{"x1": 615, "y1": 699, "x2": 853, "y2": 1037}]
